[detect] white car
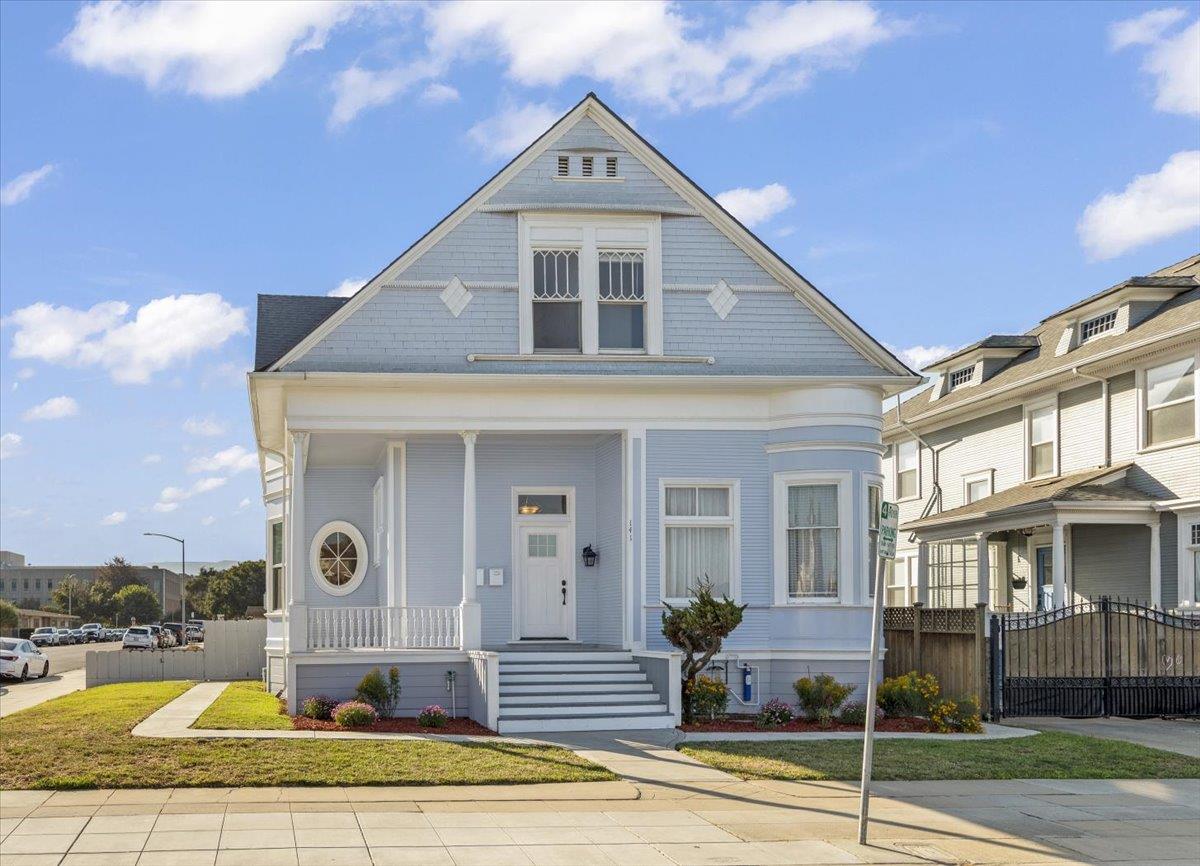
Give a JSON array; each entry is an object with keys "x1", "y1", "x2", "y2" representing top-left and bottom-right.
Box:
[
  {"x1": 1, "y1": 638, "x2": 50, "y2": 680},
  {"x1": 30, "y1": 627, "x2": 59, "y2": 647},
  {"x1": 123, "y1": 626, "x2": 155, "y2": 650}
]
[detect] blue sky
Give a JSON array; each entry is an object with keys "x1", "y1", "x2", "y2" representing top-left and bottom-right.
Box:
[{"x1": 1, "y1": 1, "x2": 1198, "y2": 566}]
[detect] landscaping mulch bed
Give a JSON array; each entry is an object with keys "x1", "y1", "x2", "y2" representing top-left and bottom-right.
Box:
[
  {"x1": 680, "y1": 715, "x2": 932, "y2": 733},
  {"x1": 292, "y1": 715, "x2": 496, "y2": 735}
]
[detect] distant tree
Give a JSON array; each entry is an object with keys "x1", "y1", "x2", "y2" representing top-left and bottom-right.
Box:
[
  {"x1": 48, "y1": 576, "x2": 88, "y2": 617},
  {"x1": 204, "y1": 560, "x2": 265, "y2": 619},
  {"x1": 184, "y1": 569, "x2": 216, "y2": 619},
  {"x1": 114, "y1": 584, "x2": 161, "y2": 626},
  {"x1": 96, "y1": 556, "x2": 143, "y2": 591},
  {"x1": 0, "y1": 599, "x2": 18, "y2": 631}
]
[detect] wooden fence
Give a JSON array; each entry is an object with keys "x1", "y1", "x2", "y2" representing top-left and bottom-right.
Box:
[
  {"x1": 883, "y1": 604, "x2": 989, "y2": 713},
  {"x1": 86, "y1": 619, "x2": 267, "y2": 687}
]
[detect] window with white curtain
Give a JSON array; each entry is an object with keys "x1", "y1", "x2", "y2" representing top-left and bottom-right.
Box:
[
  {"x1": 662, "y1": 483, "x2": 735, "y2": 600},
  {"x1": 787, "y1": 483, "x2": 840, "y2": 599},
  {"x1": 1144, "y1": 356, "x2": 1196, "y2": 447}
]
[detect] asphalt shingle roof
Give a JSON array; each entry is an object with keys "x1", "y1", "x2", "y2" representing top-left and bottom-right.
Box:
[{"x1": 254, "y1": 294, "x2": 349, "y2": 372}]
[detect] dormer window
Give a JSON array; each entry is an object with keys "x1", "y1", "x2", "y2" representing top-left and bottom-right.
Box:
[
  {"x1": 948, "y1": 366, "x2": 973, "y2": 390},
  {"x1": 1080, "y1": 309, "x2": 1117, "y2": 342}
]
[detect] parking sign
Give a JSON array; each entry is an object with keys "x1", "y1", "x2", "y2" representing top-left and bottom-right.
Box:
[{"x1": 878, "y1": 501, "x2": 898, "y2": 560}]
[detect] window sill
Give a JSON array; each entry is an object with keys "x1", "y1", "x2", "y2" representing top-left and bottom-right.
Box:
[
  {"x1": 1138, "y1": 437, "x2": 1199, "y2": 456},
  {"x1": 468, "y1": 353, "x2": 714, "y2": 364},
  {"x1": 779, "y1": 597, "x2": 843, "y2": 606},
  {"x1": 896, "y1": 495, "x2": 922, "y2": 504}
]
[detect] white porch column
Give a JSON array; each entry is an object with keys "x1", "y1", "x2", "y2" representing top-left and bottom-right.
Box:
[
  {"x1": 975, "y1": 533, "x2": 990, "y2": 610},
  {"x1": 287, "y1": 431, "x2": 309, "y2": 654},
  {"x1": 459, "y1": 431, "x2": 481, "y2": 649},
  {"x1": 915, "y1": 542, "x2": 929, "y2": 606},
  {"x1": 1051, "y1": 522, "x2": 1067, "y2": 608},
  {"x1": 1148, "y1": 516, "x2": 1162, "y2": 609}
]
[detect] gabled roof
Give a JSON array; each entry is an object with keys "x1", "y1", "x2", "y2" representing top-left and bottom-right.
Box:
[
  {"x1": 902, "y1": 463, "x2": 1145, "y2": 532},
  {"x1": 1041, "y1": 253, "x2": 1200, "y2": 323},
  {"x1": 262, "y1": 92, "x2": 915, "y2": 380},
  {"x1": 924, "y1": 335, "x2": 1041, "y2": 371},
  {"x1": 255, "y1": 294, "x2": 348, "y2": 371}
]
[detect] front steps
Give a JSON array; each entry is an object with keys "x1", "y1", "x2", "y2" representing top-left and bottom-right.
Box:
[{"x1": 496, "y1": 651, "x2": 676, "y2": 734}]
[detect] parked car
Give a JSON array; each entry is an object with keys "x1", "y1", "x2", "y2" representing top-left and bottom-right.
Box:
[
  {"x1": 70, "y1": 628, "x2": 85, "y2": 643},
  {"x1": 81, "y1": 623, "x2": 104, "y2": 642},
  {"x1": 56, "y1": 629, "x2": 75, "y2": 645},
  {"x1": 30, "y1": 627, "x2": 59, "y2": 647},
  {"x1": 162, "y1": 622, "x2": 187, "y2": 646},
  {"x1": 123, "y1": 626, "x2": 155, "y2": 650},
  {"x1": 105, "y1": 628, "x2": 120, "y2": 641},
  {"x1": 186, "y1": 620, "x2": 205, "y2": 641},
  {"x1": 159, "y1": 626, "x2": 178, "y2": 648},
  {"x1": 0, "y1": 638, "x2": 49, "y2": 680}
]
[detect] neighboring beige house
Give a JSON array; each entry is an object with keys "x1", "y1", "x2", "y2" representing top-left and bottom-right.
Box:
[{"x1": 882, "y1": 255, "x2": 1199, "y2": 613}]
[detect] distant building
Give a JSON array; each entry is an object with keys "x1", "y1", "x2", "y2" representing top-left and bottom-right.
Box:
[
  {"x1": 0, "y1": 551, "x2": 183, "y2": 617},
  {"x1": 3, "y1": 608, "x2": 79, "y2": 639}
]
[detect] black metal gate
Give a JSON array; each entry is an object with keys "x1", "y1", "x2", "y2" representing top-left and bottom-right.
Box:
[{"x1": 990, "y1": 597, "x2": 1200, "y2": 718}]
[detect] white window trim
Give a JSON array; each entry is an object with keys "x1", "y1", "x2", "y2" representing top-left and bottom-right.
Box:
[
  {"x1": 1078, "y1": 307, "x2": 1118, "y2": 343},
  {"x1": 1176, "y1": 508, "x2": 1200, "y2": 606},
  {"x1": 893, "y1": 439, "x2": 921, "y2": 503},
  {"x1": 862, "y1": 473, "x2": 884, "y2": 604},
  {"x1": 309, "y1": 520, "x2": 369, "y2": 598},
  {"x1": 948, "y1": 365, "x2": 974, "y2": 391},
  {"x1": 267, "y1": 518, "x2": 285, "y2": 612},
  {"x1": 518, "y1": 212, "x2": 663, "y2": 356},
  {"x1": 773, "y1": 469, "x2": 854, "y2": 605},
  {"x1": 1136, "y1": 348, "x2": 1199, "y2": 453},
  {"x1": 962, "y1": 469, "x2": 995, "y2": 505},
  {"x1": 658, "y1": 478, "x2": 740, "y2": 605},
  {"x1": 1023, "y1": 396, "x2": 1058, "y2": 480}
]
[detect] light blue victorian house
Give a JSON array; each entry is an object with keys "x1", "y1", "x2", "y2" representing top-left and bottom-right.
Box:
[{"x1": 249, "y1": 94, "x2": 918, "y2": 732}]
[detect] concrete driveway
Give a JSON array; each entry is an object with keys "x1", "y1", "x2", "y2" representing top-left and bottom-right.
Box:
[{"x1": 1004, "y1": 716, "x2": 1200, "y2": 758}]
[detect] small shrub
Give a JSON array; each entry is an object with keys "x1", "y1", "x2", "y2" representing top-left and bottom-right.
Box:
[
  {"x1": 300, "y1": 694, "x2": 337, "y2": 721},
  {"x1": 332, "y1": 700, "x2": 377, "y2": 728},
  {"x1": 417, "y1": 704, "x2": 449, "y2": 728},
  {"x1": 354, "y1": 668, "x2": 391, "y2": 714},
  {"x1": 793, "y1": 673, "x2": 854, "y2": 720},
  {"x1": 930, "y1": 696, "x2": 984, "y2": 734},
  {"x1": 838, "y1": 702, "x2": 885, "y2": 727},
  {"x1": 689, "y1": 675, "x2": 728, "y2": 721},
  {"x1": 754, "y1": 697, "x2": 794, "y2": 729},
  {"x1": 877, "y1": 671, "x2": 940, "y2": 718}
]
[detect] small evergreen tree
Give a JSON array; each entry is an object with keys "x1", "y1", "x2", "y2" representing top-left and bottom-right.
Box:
[
  {"x1": 0, "y1": 599, "x2": 18, "y2": 632},
  {"x1": 661, "y1": 579, "x2": 746, "y2": 723}
]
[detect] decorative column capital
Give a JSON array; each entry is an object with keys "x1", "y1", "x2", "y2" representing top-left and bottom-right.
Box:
[{"x1": 460, "y1": 430, "x2": 479, "y2": 445}]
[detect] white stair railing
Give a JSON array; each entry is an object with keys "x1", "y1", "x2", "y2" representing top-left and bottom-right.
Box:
[{"x1": 307, "y1": 606, "x2": 461, "y2": 650}]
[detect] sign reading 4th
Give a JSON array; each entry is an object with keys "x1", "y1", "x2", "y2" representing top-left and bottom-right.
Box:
[{"x1": 877, "y1": 501, "x2": 899, "y2": 560}]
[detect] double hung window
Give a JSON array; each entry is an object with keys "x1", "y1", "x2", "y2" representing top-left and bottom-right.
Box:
[
  {"x1": 1027, "y1": 402, "x2": 1056, "y2": 478},
  {"x1": 532, "y1": 250, "x2": 581, "y2": 352},
  {"x1": 598, "y1": 251, "x2": 645, "y2": 350},
  {"x1": 662, "y1": 483, "x2": 736, "y2": 601},
  {"x1": 896, "y1": 440, "x2": 919, "y2": 500},
  {"x1": 786, "y1": 483, "x2": 840, "y2": 600},
  {"x1": 1144, "y1": 356, "x2": 1196, "y2": 447},
  {"x1": 268, "y1": 520, "x2": 284, "y2": 611}
]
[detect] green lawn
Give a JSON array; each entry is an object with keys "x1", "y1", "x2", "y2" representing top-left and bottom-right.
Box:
[
  {"x1": 0, "y1": 681, "x2": 615, "y2": 790},
  {"x1": 680, "y1": 732, "x2": 1200, "y2": 782},
  {"x1": 194, "y1": 681, "x2": 291, "y2": 730}
]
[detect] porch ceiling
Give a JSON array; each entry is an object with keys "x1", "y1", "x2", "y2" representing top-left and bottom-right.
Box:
[{"x1": 902, "y1": 462, "x2": 1157, "y2": 539}]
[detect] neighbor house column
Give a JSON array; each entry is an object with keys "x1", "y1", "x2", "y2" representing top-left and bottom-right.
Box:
[
  {"x1": 287, "y1": 431, "x2": 309, "y2": 655},
  {"x1": 1051, "y1": 522, "x2": 1066, "y2": 608},
  {"x1": 915, "y1": 541, "x2": 929, "y2": 606},
  {"x1": 460, "y1": 431, "x2": 481, "y2": 649},
  {"x1": 1148, "y1": 516, "x2": 1162, "y2": 609},
  {"x1": 975, "y1": 532, "x2": 990, "y2": 610}
]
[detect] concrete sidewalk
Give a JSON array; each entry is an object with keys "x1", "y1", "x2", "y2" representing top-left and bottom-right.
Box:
[
  {"x1": 0, "y1": 669, "x2": 85, "y2": 719},
  {"x1": 1005, "y1": 717, "x2": 1200, "y2": 758},
  {"x1": 3, "y1": 777, "x2": 1197, "y2": 864}
]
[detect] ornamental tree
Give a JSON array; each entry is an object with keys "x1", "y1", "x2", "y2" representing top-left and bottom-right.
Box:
[{"x1": 661, "y1": 579, "x2": 746, "y2": 723}]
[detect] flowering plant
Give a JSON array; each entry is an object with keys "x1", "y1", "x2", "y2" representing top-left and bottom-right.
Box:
[
  {"x1": 332, "y1": 700, "x2": 377, "y2": 728},
  {"x1": 300, "y1": 694, "x2": 337, "y2": 721},
  {"x1": 418, "y1": 704, "x2": 449, "y2": 728},
  {"x1": 754, "y1": 698, "x2": 794, "y2": 729}
]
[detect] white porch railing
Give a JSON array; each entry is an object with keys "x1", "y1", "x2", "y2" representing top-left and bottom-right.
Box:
[{"x1": 307, "y1": 606, "x2": 461, "y2": 651}]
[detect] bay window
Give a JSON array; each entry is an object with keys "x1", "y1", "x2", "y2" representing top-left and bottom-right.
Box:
[
  {"x1": 661, "y1": 482, "x2": 737, "y2": 601},
  {"x1": 1144, "y1": 356, "x2": 1196, "y2": 447},
  {"x1": 773, "y1": 471, "x2": 852, "y2": 604},
  {"x1": 520, "y1": 215, "x2": 662, "y2": 355}
]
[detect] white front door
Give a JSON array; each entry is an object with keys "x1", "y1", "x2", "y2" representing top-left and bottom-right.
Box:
[{"x1": 519, "y1": 525, "x2": 571, "y2": 639}]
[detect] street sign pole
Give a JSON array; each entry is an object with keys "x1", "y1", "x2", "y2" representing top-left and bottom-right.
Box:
[{"x1": 858, "y1": 500, "x2": 898, "y2": 844}]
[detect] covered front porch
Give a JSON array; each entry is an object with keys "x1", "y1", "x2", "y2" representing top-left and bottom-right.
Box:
[{"x1": 901, "y1": 464, "x2": 1168, "y2": 613}]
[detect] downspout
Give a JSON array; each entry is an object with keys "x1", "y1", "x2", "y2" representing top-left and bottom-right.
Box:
[
  {"x1": 1072, "y1": 368, "x2": 1110, "y2": 467},
  {"x1": 893, "y1": 395, "x2": 947, "y2": 528}
]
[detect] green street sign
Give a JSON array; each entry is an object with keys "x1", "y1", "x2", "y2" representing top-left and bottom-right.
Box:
[{"x1": 878, "y1": 501, "x2": 899, "y2": 560}]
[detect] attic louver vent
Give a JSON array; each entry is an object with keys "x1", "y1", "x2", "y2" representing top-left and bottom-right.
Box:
[
  {"x1": 581, "y1": 156, "x2": 594, "y2": 177},
  {"x1": 439, "y1": 276, "x2": 473, "y2": 318},
  {"x1": 606, "y1": 156, "x2": 618, "y2": 177},
  {"x1": 1080, "y1": 310, "x2": 1117, "y2": 341},
  {"x1": 707, "y1": 279, "x2": 738, "y2": 320},
  {"x1": 948, "y1": 367, "x2": 973, "y2": 390},
  {"x1": 557, "y1": 155, "x2": 569, "y2": 176}
]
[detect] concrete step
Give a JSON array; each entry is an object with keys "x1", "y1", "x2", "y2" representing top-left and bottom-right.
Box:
[
  {"x1": 497, "y1": 713, "x2": 677, "y2": 734},
  {"x1": 501, "y1": 671, "x2": 646, "y2": 684},
  {"x1": 499, "y1": 702, "x2": 668, "y2": 718},
  {"x1": 499, "y1": 662, "x2": 641, "y2": 674},
  {"x1": 501, "y1": 691, "x2": 658, "y2": 706},
  {"x1": 497, "y1": 651, "x2": 632, "y2": 663},
  {"x1": 500, "y1": 682, "x2": 655, "y2": 695}
]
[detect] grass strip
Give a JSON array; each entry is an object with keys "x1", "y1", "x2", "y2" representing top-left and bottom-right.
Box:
[{"x1": 193, "y1": 680, "x2": 292, "y2": 730}]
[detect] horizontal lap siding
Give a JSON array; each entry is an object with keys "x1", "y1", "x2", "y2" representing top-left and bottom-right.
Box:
[
  {"x1": 1059, "y1": 383, "x2": 1105, "y2": 473},
  {"x1": 595, "y1": 435, "x2": 624, "y2": 646},
  {"x1": 1071, "y1": 524, "x2": 1150, "y2": 601},
  {"x1": 305, "y1": 468, "x2": 381, "y2": 607},
  {"x1": 929, "y1": 406, "x2": 1024, "y2": 514},
  {"x1": 294, "y1": 661, "x2": 471, "y2": 717},
  {"x1": 406, "y1": 440, "x2": 464, "y2": 608}
]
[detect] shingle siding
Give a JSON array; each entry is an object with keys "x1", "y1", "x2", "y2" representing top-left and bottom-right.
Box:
[
  {"x1": 303, "y1": 467, "x2": 382, "y2": 607},
  {"x1": 396, "y1": 212, "x2": 518, "y2": 283},
  {"x1": 662, "y1": 216, "x2": 778, "y2": 286}
]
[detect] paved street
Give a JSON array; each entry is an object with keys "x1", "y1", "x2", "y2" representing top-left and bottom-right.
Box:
[
  {"x1": 0, "y1": 641, "x2": 119, "y2": 719},
  {"x1": 38, "y1": 639, "x2": 123, "y2": 674},
  {"x1": 1006, "y1": 717, "x2": 1200, "y2": 759}
]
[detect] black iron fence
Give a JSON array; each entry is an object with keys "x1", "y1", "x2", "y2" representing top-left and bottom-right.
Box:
[{"x1": 990, "y1": 597, "x2": 1200, "y2": 718}]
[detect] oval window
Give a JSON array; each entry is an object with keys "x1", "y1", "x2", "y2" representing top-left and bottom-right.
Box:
[{"x1": 309, "y1": 521, "x2": 368, "y2": 596}]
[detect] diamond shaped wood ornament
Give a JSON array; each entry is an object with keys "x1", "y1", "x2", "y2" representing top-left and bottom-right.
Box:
[
  {"x1": 707, "y1": 279, "x2": 738, "y2": 320},
  {"x1": 440, "y1": 276, "x2": 473, "y2": 318}
]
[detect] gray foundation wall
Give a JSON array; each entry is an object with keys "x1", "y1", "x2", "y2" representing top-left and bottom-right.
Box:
[
  {"x1": 293, "y1": 661, "x2": 472, "y2": 717},
  {"x1": 704, "y1": 656, "x2": 872, "y2": 713}
]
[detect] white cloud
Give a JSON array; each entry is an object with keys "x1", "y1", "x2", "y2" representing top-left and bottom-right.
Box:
[
  {"x1": 200, "y1": 515, "x2": 216, "y2": 526},
  {"x1": 887, "y1": 344, "x2": 960, "y2": 372},
  {"x1": 1077, "y1": 150, "x2": 1200, "y2": 260},
  {"x1": 187, "y1": 445, "x2": 258, "y2": 475},
  {"x1": 334, "y1": 1, "x2": 900, "y2": 125},
  {"x1": 182, "y1": 415, "x2": 227, "y2": 437},
  {"x1": 1110, "y1": 11, "x2": 1199, "y2": 116},
  {"x1": 328, "y1": 278, "x2": 366, "y2": 298},
  {"x1": 153, "y1": 501, "x2": 179, "y2": 513},
  {"x1": 237, "y1": 497, "x2": 253, "y2": 511},
  {"x1": 715, "y1": 183, "x2": 795, "y2": 228},
  {"x1": 142, "y1": 453, "x2": 163, "y2": 465},
  {"x1": 5, "y1": 293, "x2": 247, "y2": 384},
  {"x1": 1, "y1": 164, "x2": 56, "y2": 206},
  {"x1": 16, "y1": 367, "x2": 35, "y2": 380},
  {"x1": 61, "y1": 0, "x2": 360, "y2": 98},
  {"x1": 22, "y1": 395, "x2": 80, "y2": 422},
  {"x1": 3, "y1": 505, "x2": 35, "y2": 518},
  {"x1": 191, "y1": 477, "x2": 227, "y2": 495},
  {"x1": 100, "y1": 510, "x2": 127, "y2": 526},
  {"x1": 421, "y1": 82, "x2": 460, "y2": 104},
  {"x1": 154, "y1": 476, "x2": 227, "y2": 512},
  {"x1": 0, "y1": 432, "x2": 23, "y2": 460},
  {"x1": 468, "y1": 101, "x2": 563, "y2": 161}
]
